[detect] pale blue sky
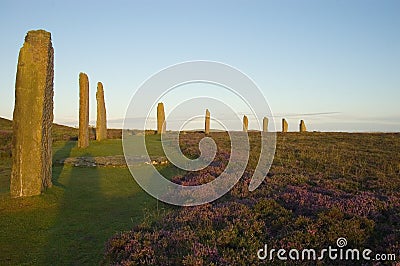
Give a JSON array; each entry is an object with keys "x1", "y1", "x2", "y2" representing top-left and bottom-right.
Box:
[{"x1": 0, "y1": 0, "x2": 399, "y2": 131}]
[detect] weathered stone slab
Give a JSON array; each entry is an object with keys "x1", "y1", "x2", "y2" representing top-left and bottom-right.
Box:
[
  {"x1": 282, "y1": 118, "x2": 288, "y2": 132},
  {"x1": 157, "y1": 102, "x2": 166, "y2": 134},
  {"x1": 78, "y1": 72, "x2": 89, "y2": 148},
  {"x1": 205, "y1": 109, "x2": 210, "y2": 134},
  {"x1": 300, "y1": 119, "x2": 307, "y2": 132},
  {"x1": 57, "y1": 155, "x2": 168, "y2": 167},
  {"x1": 243, "y1": 115, "x2": 248, "y2": 132},
  {"x1": 263, "y1": 117, "x2": 269, "y2": 132},
  {"x1": 11, "y1": 30, "x2": 54, "y2": 197},
  {"x1": 96, "y1": 82, "x2": 107, "y2": 141}
]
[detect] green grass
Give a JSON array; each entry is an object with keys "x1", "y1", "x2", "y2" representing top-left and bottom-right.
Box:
[
  {"x1": 1, "y1": 130, "x2": 399, "y2": 264},
  {"x1": 52, "y1": 135, "x2": 165, "y2": 161},
  {"x1": 53, "y1": 139, "x2": 124, "y2": 161},
  {"x1": 0, "y1": 136, "x2": 173, "y2": 265}
]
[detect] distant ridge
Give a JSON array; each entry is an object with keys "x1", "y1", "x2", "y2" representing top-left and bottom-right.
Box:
[
  {"x1": 0, "y1": 117, "x2": 122, "y2": 140},
  {"x1": 0, "y1": 116, "x2": 76, "y2": 132},
  {"x1": 180, "y1": 129, "x2": 264, "y2": 133},
  {"x1": 182, "y1": 128, "x2": 226, "y2": 133},
  {"x1": 0, "y1": 116, "x2": 79, "y2": 141},
  {"x1": 0, "y1": 117, "x2": 12, "y2": 131}
]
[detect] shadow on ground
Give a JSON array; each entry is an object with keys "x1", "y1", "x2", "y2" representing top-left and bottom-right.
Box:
[
  {"x1": 44, "y1": 150, "x2": 159, "y2": 264},
  {"x1": 52, "y1": 140, "x2": 76, "y2": 188}
]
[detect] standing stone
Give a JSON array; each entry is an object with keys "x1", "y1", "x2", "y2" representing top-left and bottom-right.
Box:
[
  {"x1": 96, "y1": 82, "x2": 107, "y2": 141},
  {"x1": 263, "y1": 117, "x2": 269, "y2": 132},
  {"x1": 282, "y1": 118, "x2": 288, "y2": 132},
  {"x1": 11, "y1": 30, "x2": 54, "y2": 197},
  {"x1": 78, "y1": 72, "x2": 89, "y2": 148},
  {"x1": 243, "y1": 115, "x2": 248, "y2": 132},
  {"x1": 205, "y1": 109, "x2": 210, "y2": 135},
  {"x1": 300, "y1": 120, "x2": 307, "y2": 132},
  {"x1": 157, "y1": 102, "x2": 166, "y2": 134}
]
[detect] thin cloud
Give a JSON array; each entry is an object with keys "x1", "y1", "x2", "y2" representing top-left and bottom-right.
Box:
[{"x1": 271, "y1": 112, "x2": 341, "y2": 118}]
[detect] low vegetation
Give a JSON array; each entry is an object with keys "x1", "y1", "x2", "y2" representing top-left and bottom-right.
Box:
[
  {"x1": 105, "y1": 132, "x2": 400, "y2": 265},
  {"x1": 0, "y1": 118, "x2": 170, "y2": 264},
  {"x1": 0, "y1": 117, "x2": 399, "y2": 265}
]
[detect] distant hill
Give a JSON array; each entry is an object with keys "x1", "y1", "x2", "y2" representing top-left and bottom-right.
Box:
[
  {"x1": 0, "y1": 117, "x2": 80, "y2": 157},
  {"x1": 0, "y1": 116, "x2": 121, "y2": 142},
  {"x1": 0, "y1": 117, "x2": 79, "y2": 141},
  {"x1": 182, "y1": 129, "x2": 226, "y2": 133},
  {"x1": 0, "y1": 117, "x2": 13, "y2": 157},
  {"x1": 0, "y1": 117, "x2": 12, "y2": 131}
]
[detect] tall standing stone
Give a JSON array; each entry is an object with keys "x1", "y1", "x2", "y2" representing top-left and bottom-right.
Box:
[
  {"x1": 300, "y1": 120, "x2": 307, "y2": 132},
  {"x1": 157, "y1": 102, "x2": 166, "y2": 134},
  {"x1": 11, "y1": 30, "x2": 54, "y2": 197},
  {"x1": 78, "y1": 72, "x2": 89, "y2": 148},
  {"x1": 263, "y1": 117, "x2": 269, "y2": 132},
  {"x1": 282, "y1": 118, "x2": 288, "y2": 132},
  {"x1": 96, "y1": 82, "x2": 107, "y2": 141},
  {"x1": 205, "y1": 109, "x2": 210, "y2": 135},
  {"x1": 243, "y1": 115, "x2": 248, "y2": 132}
]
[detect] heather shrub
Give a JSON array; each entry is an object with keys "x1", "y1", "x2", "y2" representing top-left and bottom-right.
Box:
[{"x1": 104, "y1": 132, "x2": 400, "y2": 265}]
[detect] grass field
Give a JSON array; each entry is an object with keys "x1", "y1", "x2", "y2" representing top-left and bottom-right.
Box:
[
  {"x1": 0, "y1": 132, "x2": 176, "y2": 265},
  {"x1": 105, "y1": 132, "x2": 400, "y2": 265},
  {"x1": 0, "y1": 117, "x2": 399, "y2": 265}
]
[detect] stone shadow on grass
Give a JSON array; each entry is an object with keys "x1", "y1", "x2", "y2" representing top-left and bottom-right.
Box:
[
  {"x1": 52, "y1": 140, "x2": 76, "y2": 188},
  {"x1": 45, "y1": 152, "x2": 105, "y2": 264},
  {"x1": 44, "y1": 151, "x2": 158, "y2": 264}
]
